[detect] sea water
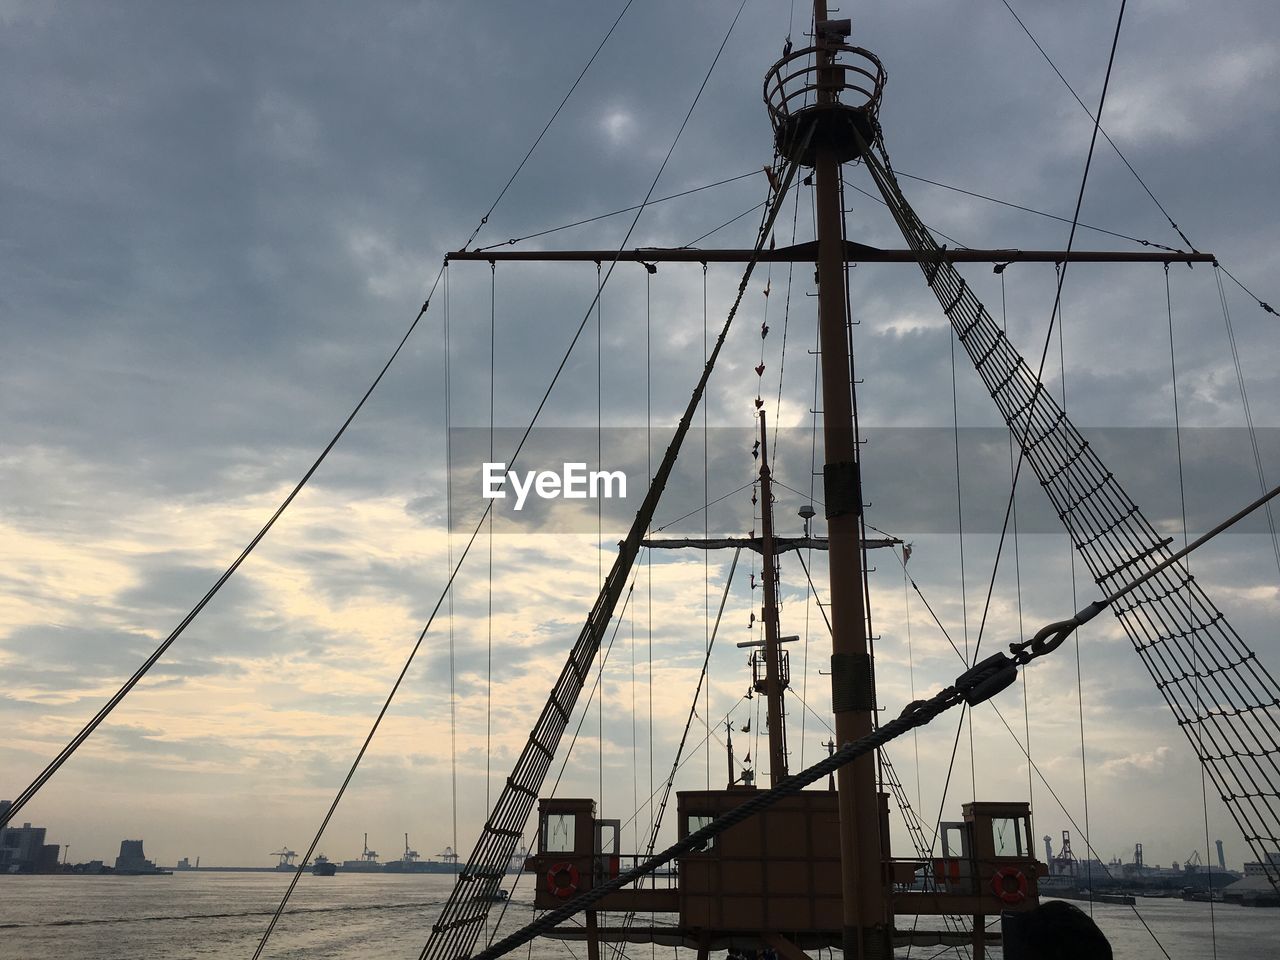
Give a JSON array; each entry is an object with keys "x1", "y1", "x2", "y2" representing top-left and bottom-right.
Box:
[{"x1": 1, "y1": 871, "x2": 1276, "y2": 959}]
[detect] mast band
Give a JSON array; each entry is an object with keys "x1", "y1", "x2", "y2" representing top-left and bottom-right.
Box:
[
  {"x1": 823, "y1": 461, "x2": 862, "y2": 518},
  {"x1": 831, "y1": 652, "x2": 875, "y2": 712}
]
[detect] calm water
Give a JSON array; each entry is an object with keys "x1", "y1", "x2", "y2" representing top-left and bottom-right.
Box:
[{"x1": 1, "y1": 871, "x2": 1276, "y2": 959}]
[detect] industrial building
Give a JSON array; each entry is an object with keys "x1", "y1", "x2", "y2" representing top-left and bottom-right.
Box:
[{"x1": 0, "y1": 799, "x2": 62, "y2": 874}]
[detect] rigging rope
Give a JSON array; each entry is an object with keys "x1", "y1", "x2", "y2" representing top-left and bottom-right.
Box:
[
  {"x1": 1001, "y1": 271, "x2": 1035, "y2": 839},
  {"x1": 613, "y1": 549, "x2": 741, "y2": 945},
  {"x1": 487, "y1": 261, "x2": 496, "y2": 814},
  {"x1": 1, "y1": 268, "x2": 446, "y2": 832},
  {"x1": 466, "y1": 613, "x2": 1096, "y2": 960},
  {"x1": 2, "y1": 0, "x2": 644, "y2": 838},
  {"x1": 461, "y1": 0, "x2": 637, "y2": 251},
  {"x1": 598, "y1": 260, "x2": 605, "y2": 815},
  {"x1": 684, "y1": 201, "x2": 769, "y2": 247},
  {"x1": 475, "y1": 171, "x2": 763, "y2": 253},
  {"x1": 644, "y1": 264, "x2": 655, "y2": 908},
  {"x1": 867, "y1": 119, "x2": 1280, "y2": 882},
  {"x1": 842, "y1": 175, "x2": 968, "y2": 249},
  {"x1": 263, "y1": 8, "x2": 770, "y2": 951},
  {"x1": 891, "y1": 168, "x2": 1181, "y2": 253},
  {"x1": 1214, "y1": 263, "x2": 1280, "y2": 577},
  {"x1": 998, "y1": 0, "x2": 1276, "y2": 317},
  {"x1": 800, "y1": 261, "x2": 821, "y2": 769},
  {"x1": 1054, "y1": 264, "x2": 1093, "y2": 905},
  {"x1": 947, "y1": 276, "x2": 976, "y2": 804},
  {"x1": 1167, "y1": 263, "x2": 1219, "y2": 956},
  {"x1": 419, "y1": 14, "x2": 795, "y2": 950},
  {"x1": 703, "y1": 261, "x2": 711, "y2": 791}
]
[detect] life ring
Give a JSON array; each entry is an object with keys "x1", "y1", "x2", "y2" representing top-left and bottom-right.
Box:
[
  {"x1": 991, "y1": 866, "x2": 1028, "y2": 905},
  {"x1": 546, "y1": 861, "x2": 579, "y2": 899}
]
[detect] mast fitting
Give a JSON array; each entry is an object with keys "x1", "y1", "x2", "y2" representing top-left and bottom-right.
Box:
[
  {"x1": 830, "y1": 651, "x2": 875, "y2": 712},
  {"x1": 823, "y1": 461, "x2": 863, "y2": 518}
]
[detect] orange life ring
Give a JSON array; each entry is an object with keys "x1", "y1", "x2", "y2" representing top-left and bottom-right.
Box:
[
  {"x1": 991, "y1": 866, "x2": 1028, "y2": 905},
  {"x1": 546, "y1": 861, "x2": 579, "y2": 899}
]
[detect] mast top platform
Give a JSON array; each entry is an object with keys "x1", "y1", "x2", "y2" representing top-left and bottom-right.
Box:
[{"x1": 763, "y1": 22, "x2": 884, "y2": 166}]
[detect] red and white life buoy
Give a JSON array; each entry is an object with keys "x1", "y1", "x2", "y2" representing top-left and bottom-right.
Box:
[
  {"x1": 991, "y1": 866, "x2": 1028, "y2": 905},
  {"x1": 546, "y1": 861, "x2": 580, "y2": 899}
]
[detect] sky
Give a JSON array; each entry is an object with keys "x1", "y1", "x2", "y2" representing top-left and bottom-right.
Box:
[{"x1": 3, "y1": 0, "x2": 1279, "y2": 895}]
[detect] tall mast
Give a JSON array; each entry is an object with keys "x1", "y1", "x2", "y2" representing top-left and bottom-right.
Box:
[
  {"x1": 757, "y1": 410, "x2": 788, "y2": 785},
  {"x1": 809, "y1": 3, "x2": 889, "y2": 956}
]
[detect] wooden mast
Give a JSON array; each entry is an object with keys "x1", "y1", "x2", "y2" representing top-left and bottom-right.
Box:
[
  {"x1": 757, "y1": 410, "x2": 789, "y2": 786},
  {"x1": 810, "y1": 4, "x2": 890, "y2": 957}
]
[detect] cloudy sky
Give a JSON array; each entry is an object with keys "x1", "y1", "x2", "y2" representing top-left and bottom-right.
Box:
[{"x1": 3, "y1": 0, "x2": 1279, "y2": 896}]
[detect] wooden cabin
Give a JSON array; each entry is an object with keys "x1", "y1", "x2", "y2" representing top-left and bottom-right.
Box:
[{"x1": 527, "y1": 791, "x2": 1043, "y2": 954}]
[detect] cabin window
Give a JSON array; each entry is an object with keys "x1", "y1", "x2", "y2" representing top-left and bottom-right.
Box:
[
  {"x1": 991, "y1": 816, "x2": 1029, "y2": 858},
  {"x1": 685, "y1": 814, "x2": 716, "y2": 851},
  {"x1": 544, "y1": 813, "x2": 576, "y2": 853}
]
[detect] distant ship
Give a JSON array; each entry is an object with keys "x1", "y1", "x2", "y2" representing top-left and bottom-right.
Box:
[
  {"x1": 340, "y1": 832, "x2": 382, "y2": 873},
  {"x1": 311, "y1": 854, "x2": 337, "y2": 877},
  {"x1": 381, "y1": 835, "x2": 461, "y2": 874}
]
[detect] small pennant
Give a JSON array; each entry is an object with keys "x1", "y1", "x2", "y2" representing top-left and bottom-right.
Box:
[
  {"x1": 763, "y1": 165, "x2": 781, "y2": 194},
  {"x1": 761, "y1": 323, "x2": 769, "y2": 338},
  {"x1": 754, "y1": 396, "x2": 764, "y2": 409},
  {"x1": 754, "y1": 363, "x2": 765, "y2": 377},
  {"x1": 762, "y1": 281, "x2": 771, "y2": 298}
]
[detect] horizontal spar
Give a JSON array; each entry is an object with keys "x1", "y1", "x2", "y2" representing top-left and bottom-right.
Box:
[
  {"x1": 448, "y1": 240, "x2": 1215, "y2": 264},
  {"x1": 639, "y1": 536, "x2": 900, "y2": 554}
]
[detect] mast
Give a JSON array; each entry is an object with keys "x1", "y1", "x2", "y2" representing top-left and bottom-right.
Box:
[
  {"x1": 757, "y1": 410, "x2": 789, "y2": 785},
  {"x1": 808, "y1": 4, "x2": 889, "y2": 956}
]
